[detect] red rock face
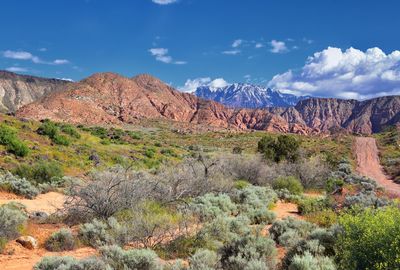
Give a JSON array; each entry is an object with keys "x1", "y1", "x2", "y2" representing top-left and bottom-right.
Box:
[{"x1": 16, "y1": 73, "x2": 400, "y2": 135}]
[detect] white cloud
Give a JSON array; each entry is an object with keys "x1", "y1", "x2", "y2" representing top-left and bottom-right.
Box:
[
  {"x1": 269, "y1": 40, "x2": 288, "y2": 53},
  {"x1": 148, "y1": 47, "x2": 186, "y2": 64},
  {"x1": 267, "y1": 46, "x2": 400, "y2": 99},
  {"x1": 2, "y1": 50, "x2": 69, "y2": 65},
  {"x1": 232, "y1": 39, "x2": 243, "y2": 48},
  {"x1": 152, "y1": 0, "x2": 178, "y2": 4},
  {"x1": 179, "y1": 77, "x2": 229, "y2": 93},
  {"x1": 5, "y1": 67, "x2": 28, "y2": 72},
  {"x1": 57, "y1": 78, "x2": 74, "y2": 82},
  {"x1": 222, "y1": 49, "x2": 241, "y2": 55},
  {"x1": 255, "y1": 43, "x2": 264, "y2": 49},
  {"x1": 39, "y1": 48, "x2": 47, "y2": 52},
  {"x1": 53, "y1": 59, "x2": 70, "y2": 65}
]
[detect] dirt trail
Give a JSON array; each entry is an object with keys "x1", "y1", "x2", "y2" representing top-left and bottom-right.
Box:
[
  {"x1": 354, "y1": 137, "x2": 400, "y2": 196},
  {"x1": 0, "y1": 192, "x2": 66, "y2": 214}
]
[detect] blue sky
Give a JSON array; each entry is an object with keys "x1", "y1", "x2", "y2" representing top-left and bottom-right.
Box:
[{"x1": 1, "y1": 0, "x2": 400, "y2": 98}]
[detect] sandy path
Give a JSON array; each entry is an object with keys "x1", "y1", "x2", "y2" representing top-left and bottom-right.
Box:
[
  {"x1": 0, "y1": 192, "x2": 66, "y2": 214},
  {"x1": 354, "y1": 137, "x2": 400, "y2": 196}
]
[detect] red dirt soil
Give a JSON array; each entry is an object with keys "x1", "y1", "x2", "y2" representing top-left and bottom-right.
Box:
[{"x1": 354, "y1": 137, "x2": 400, "y2": 197}]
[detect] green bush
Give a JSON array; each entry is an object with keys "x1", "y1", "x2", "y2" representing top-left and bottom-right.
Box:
[
  {"x1": 269, "y1": 217, "x2": 316, "y2": 247},
  {"x1": 34, "y1": 256, "x2": 108, "y2": 270},
  {"x1": 289, "y1": 251, "x2": 336, "y2": 270},
  {"x1": 188, "y1": 249, "x2": 219, "y2": 270},
  {"x1": 52, "y1": 134, "x2": 71, "y2": 146},
  {"x1": 0, "y1": 172, "x2": 39, "y2": 198},
  {"x1": 144, "y1": 148, "x2": 156, "y2": 158},
  {"x1": 305, "y1": 209, "x2": 338, "y2": 227},
  {"x1": 335, "y1": 207, "x2": 400, "y2": 270},
  {"x1": 37, "y1": 120, "x2": 58, "y2": 138},
  {"x1": 190, "y1": 193, "x2": 237, "y2": 221},
  {"x1": 197, "y1": 215, "x2": 251, "y2": 248},
  {"x1": 59, "y1": 124, "x2": 81, "y2": 139},
  {"x1": 298, "y1": 197, "x2": 330, "y2": 215},
  {"x1": 37, "y1": 120, "x2": 71, "y2": 145},
  {"x1": 0, "y1": 203, "x2": 27, "y2": 252},
  {"x1": 45, "y1": 229, "x2": 75, "y2": 251},
  {"x1": 100, "y1": 245, "x2": 162, "y2": 270},
  {"x1": 78, "y1": 218, "x2": 128, "y2": 248},
  {"x1": 257, "y1": 134, "x2": 300, "y2": 163},
  {"x1": 219, "y1": 233, "x2": 277, "y2": 270},
  {"x1": 14, "y1": 161, "x2": 63, "y2": 184},
  {"x1": 230, "y1": 185, "x2": 277, "y2": 224},
  {"x1": 273, "y1": 176, "x2": 304, "y2": 195},
  {"x1": 0, "y1": 124, "x2": 29, "y2": 157}
]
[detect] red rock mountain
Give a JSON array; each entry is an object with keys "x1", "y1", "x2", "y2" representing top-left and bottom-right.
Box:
[{"x1": 16, "y1": 72, "x2": 400, "y2": 134}]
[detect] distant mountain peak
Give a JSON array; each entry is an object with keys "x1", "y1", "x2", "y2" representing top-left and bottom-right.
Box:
[{"x1": 194, "y1": 82, "x2": 308, "y2": 108}]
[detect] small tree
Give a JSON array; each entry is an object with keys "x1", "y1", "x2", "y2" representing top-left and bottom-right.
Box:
[{"x1": 257, "y1": 134, "x2": 300, "y2": 163}]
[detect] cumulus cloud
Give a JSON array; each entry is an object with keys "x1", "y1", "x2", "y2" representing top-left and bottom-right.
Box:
[
  {"x1": 179, "y1": 77, "x2": 229, "y2": 93},
  {"x1": 267, "y1": 46, "x2": 400, "y2": 99},
  {"x1": 5, "y1": 67, "x2": 28, "y2": 72},
  {"x1": 269, "y1": 40, "x2": 288, "y2": 53},
  {"x1": 255, "y1": 42, "x2": 264, "y2": 49},
  {"x1": 2, "y1": 50, "x2": 69, "y2": 65},
  {"x1": 148, "y1": 48, "x2": 186, "y2": 64},
  {"x1": 152, "y1": 0, "x2": 178, "y2": 4}
]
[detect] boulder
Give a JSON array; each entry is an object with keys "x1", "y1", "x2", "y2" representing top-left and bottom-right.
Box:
[{"x1": 16, "y1": 236, "x2": 38, "y2": 250}]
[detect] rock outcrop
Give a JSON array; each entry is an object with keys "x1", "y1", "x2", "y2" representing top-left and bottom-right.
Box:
[{"x1": 0, "y1": 71, "x2": 71, "y2": 113}]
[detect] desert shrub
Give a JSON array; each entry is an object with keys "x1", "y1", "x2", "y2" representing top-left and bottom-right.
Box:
[
  {"x1": 325, "y1": 177, "x2": 344, "y2": 193},
  {"x1": 64, "y1": 167, "x2": 156, "y2": 222},
  {"x1": 34, "y1": 256, "x2": 108, "y2": 270},
  {"x1": 100, "y1": 245, "x2": 162, "y2": 270},
  {"x1": 144, "y1": 148, "x2": 156, "y2": 158},
  {"x1": 232, "y1": 146, "x2": 243, "y2": 154},
  {"x1": 14, "y1": 161, "x2": 63, "y2": 184},
  {"x1": 189, "y1": 249, "x2": 219, "y2": 270},
  {"x1": 37, "y1": 120, "x2": 71, "y2": 146},
  {"x1": 0, "y1": 171, "x2": 39, "y2": 198},
  {"x1": 275, "y1": 189, "x2": 303, "y2": 203},
  {"x1": 121, "y1": 201, "x2": 184, "y2": 248},
  {"x1": 78, "y1": 218, "x2": 128, "y2": 248},
  {"x1": 45, "y1": 229, "x2": 75, "y2": 251},
  {"x1": 161, "y1": 148, "x2": 177, "y2": 157},
  {"x1": 52, "y1": 134, "x2": 71, "y2": 146},
  {"x1": 0, "y1": 203, "x2": 27, "y2": 252},
  {"x1": 269, "y1": 217, "x2": 316, "y2": 247},
  {"x1": 189, "y1": 193, "x2": 237, "y2": 221},
  {"x1": 298, "y1": 197, "x2": 331, "y2": 215},
  {"x1": 0, "y1": 124, "x2": 29, "y2": 157},
  {"x1": 289, "y1": 251, "x2": 336, "y2": 270},
  {"x1": 88, "y1": 126, "x2": 108, "y2": 138},
  {"x1": 156, "y1": 155, "x2": 233, "y2": 201},
  {"x1": 230, "y1": 185, "x2": 277, "y2": 224},
  {"x1": 305, "y1": 209, "x2": 338, "y2": 227},
  {"x1": 234, "y1": 180, "x2": 250, "y2": 190},
  {"x1": 37, "y1": 120, "x2": 58, "y2": 138},
  {"x1": 272, "y1": 176, "x2": 304, "y2": 195},
  {"x1": 219, "y1": 233, "x2": 277, "y2": 270},
  {"x1": 257, "y1": 134, "x2": 300, "y2": 163},
  {"x1": 283, "y1": 228, "x2": 338, "y2": 269},
  {"x1": 295, "y1": 156, "x2": 331, "y2": 189},
  {"x1": 197, "y1": 215, "x2": 251, "y2": 249},
  {"x1": 335, "y1": 207, "x2": 400, "y2": 270},
  {"x1": 59, "y1": 124, "x2": 81, "y2": 139},
  {"x1": 343, "y1": 190, "x2": 389, "y2": 209}
]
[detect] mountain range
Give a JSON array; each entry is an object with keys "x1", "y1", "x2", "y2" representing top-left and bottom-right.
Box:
[
  {"x1": 194, "y1": 83, "x2": 308, "y2": 108},
  {"x1": 1, "y1": 71, "x2": 400, "y2": 135}
]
